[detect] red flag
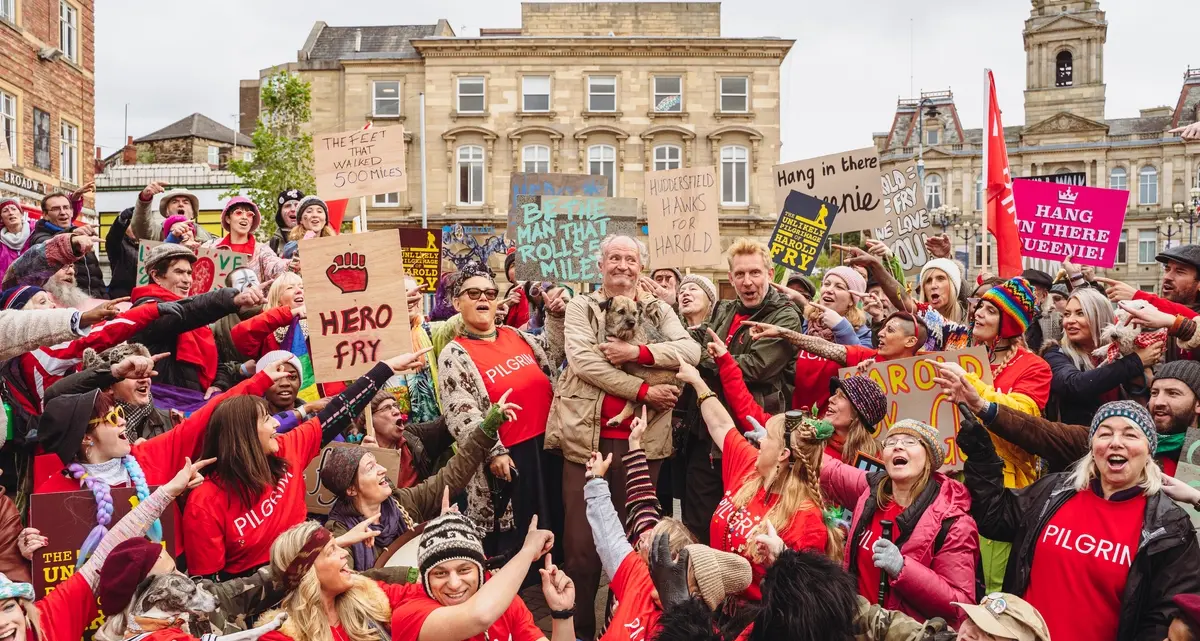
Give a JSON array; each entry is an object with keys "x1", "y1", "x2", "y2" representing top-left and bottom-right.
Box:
[
  {"x1": 984, "y1": 71, "x2": 1023, "y2": 278},
  {"x1": 326, "y1": 198, "x2": 349, "y2": 231}
]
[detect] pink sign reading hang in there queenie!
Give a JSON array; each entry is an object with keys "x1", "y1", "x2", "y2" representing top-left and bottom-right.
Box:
[{"x1": 1012, "y1": 179, "x2": 1130, "y2": 268}]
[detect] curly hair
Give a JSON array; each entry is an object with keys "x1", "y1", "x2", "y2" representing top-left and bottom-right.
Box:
[{"x1": 448, "y1": 262, "x2": 495, "y2": 298}]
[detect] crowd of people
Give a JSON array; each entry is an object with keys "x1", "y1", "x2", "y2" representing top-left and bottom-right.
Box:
[{"x1": 6, "y1": 164, "x2": 1200, "y2": 641}]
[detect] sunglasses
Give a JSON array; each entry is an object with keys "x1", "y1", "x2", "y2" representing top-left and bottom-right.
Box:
[
  {"x1": 89, "y1": 406, "x2": 126, "y2": 426},
  {"x1": 460, "y1": 288, "x2": 499, "y2": 301}
]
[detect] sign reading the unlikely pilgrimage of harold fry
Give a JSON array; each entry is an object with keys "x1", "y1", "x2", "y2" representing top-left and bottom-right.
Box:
[
  {"x1": 397, "y1": 228, "x2": 443, "y2": 293},
  {"x1": 509, "y1": 172, "x2": 609, "y2": 212},
  {"x1": 1012, "y1": 180, "x2": 1128, "y2": 268},
  {"x1": 872, "y1": 161, "x2": 931, "y2": 275},
  {"x1": 301, "y1": 230, "x2": 412, "y2": 383},
  {"x1": 136, "y1": 240, "x2": 252, "y2": 293},
  {"x1": 645, "y1": 166, "x2": 721, "y2": 269},
  {"x1": 314, "y1": 124, "x2": 407, "y2": 200},
  {"x1": 305, "y1": 442, "x2": 402, "y2": 514},
  {"x1": 507, "y1": 196, "x2": 639, "y2": 282},
  {"x1": 768, "y1": 191, "x2": 839, "y2": 276},
  {"x1": 773, "y1": 147, "x2": 884, "y2": 234},
  {"x1": 838, "y1": 346, "x2": 993, "y2": 472}
]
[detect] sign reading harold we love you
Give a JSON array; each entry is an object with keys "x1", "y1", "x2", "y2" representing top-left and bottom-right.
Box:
[
  {"x1": 135, "y1": 241, "x2": 253, "y2": 293},
  {"x1": 301, "y1": 230, "x2": 412, "y2": 383},
  {"x1": 1012, "y1": 180, "x2": 1129, "y2": 268},
  {"x1": 768, "y1": 191, "x2": 839, "y2": 276},
  {"x1": 314, "y1": 124, "x2": 407, "y2": 201},
  {"x1": 774, "y1": 147, "x2": 884, "y2": 234},
  {"x1": 872, "y1": 161, "x2": 931, "y2": 275},
  {"x1": 645, "y1": 166, "x2": 721, "y2": 269},
  {"x1": 508, "y1": 196, "x2": 639, "y2": 282}
]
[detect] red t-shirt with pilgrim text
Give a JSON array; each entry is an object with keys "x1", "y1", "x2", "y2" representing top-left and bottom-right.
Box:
[
  {"x1": 35, "y1": 572, "x2": 97, "y2": 641},
  {"x1": 182, "y1": 418, "x2": 322, "y2": 575},
  {"x1": 456, "y1": 327, "x2": 553, "y2": 447},
  {"x1": 601, "y1": 552, "x2": 661, "y2": 641},
  {"x1": 391, "y1": 591, "x2": 543, "y2": 641},
  {"x1": 853, "y1": 501, "x2": 904, "y2": 603},
  {"x1": 710, "y1": 428, "x2": 829, "y2": 600},
  {"x1": 1024, "y1": 489, "x2": 1145, "y2": 641}
]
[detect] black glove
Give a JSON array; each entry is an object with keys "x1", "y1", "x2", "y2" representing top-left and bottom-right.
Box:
[
  {"x1": 156, "y1": 301, "x2": 185, "y2": 320},
  {"x1": 956, "y1": 402, "x2": 999, "y2": 462},
  {"x1": 117, "y1": 208, "x2": 133, "y2": 224},
  {"x1": 648, "y1": 533, "x2": 691, "y2": 611}
]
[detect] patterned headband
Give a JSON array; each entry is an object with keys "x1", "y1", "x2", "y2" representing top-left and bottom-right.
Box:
[
  {"x1": 450, "y1": 263, "x2": 495, "y2": 298},
  {"x1": 284, "y1": 527, "x2": 332, "y2": 589}
]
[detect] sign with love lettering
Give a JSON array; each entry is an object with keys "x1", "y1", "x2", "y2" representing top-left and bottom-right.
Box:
[
  {"x1": 1012, "y1": 180, "x2": 1129, "y2": 268},
  {"x1": 301, "y1": 230, "x2": 412, "y2": 383},
  {"x1": 773, "y1": 147, "x2": 885, "y2": 234},
  {"x1": 838, "y1": 347, "x2": 993, "y2": 472},
  {"x1": 871, "y1": 161, "x2": 932, "y2": 275},
  {"x1": 135, "y1": 240, "x2": 253, "y2": 294},
  {"x1": 507, "y1": 195, "x2": 639, "y2": 282},
  {"x1": 314, "y1": 124, "x2": 408, "y2": 200},
  {"x1": 645, "y1": 166, "x2": 721, "y2": 269},
  {"x1": 768, "y1": 191, "x2": 839, "y2": 275}
]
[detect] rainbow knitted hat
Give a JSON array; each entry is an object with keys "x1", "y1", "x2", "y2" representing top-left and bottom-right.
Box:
[{"x1": 980, "y1": 276, "x2": 1037, "y2": 339}]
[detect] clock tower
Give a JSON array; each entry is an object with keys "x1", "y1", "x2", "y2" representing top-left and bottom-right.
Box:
[{"x1": 1023, "y1": 0, "x2": 1108, "y2": 127}]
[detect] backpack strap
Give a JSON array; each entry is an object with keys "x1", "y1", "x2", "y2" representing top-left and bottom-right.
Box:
[{"x1": 933, "y1": 515, "x2": 958, "y2": 554}]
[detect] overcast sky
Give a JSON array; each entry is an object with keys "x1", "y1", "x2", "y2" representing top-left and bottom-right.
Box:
[{"x1": 95, "y1": 0, "x2": 1196, "y2": 162}]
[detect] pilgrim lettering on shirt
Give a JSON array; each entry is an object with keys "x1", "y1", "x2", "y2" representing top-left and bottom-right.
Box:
[
  {"x1": 456, "y1": 328, "x2": 553, "y2": 447},
  {"x1": 233, "y1": 469, "x2": 296, "y2": 537}
]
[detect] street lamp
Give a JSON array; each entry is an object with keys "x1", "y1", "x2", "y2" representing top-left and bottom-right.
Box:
[
  {"x1": 953, "y1": 217, "x2": 980, "y2": 271},
  {"x1": 931, "y1": 206, "x2": 962, "y2": 234},
  {"x1": 1178, "y1": 186, "x2": 1200, "y2": 245},
  {"x1": 1159, "y1": 216, "x2": 1183, "y2": 250},
  {"x1": 915, "y1": 97, "x2": 940, "y2": 183}
]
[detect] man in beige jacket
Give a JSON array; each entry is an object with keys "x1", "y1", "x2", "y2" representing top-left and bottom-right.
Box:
[{"x1": 545, "y1": 234, "x2": 701, "y2": 639}]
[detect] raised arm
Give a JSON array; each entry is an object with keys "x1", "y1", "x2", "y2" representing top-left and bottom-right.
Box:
[
  {"x1": 395, "y1": 420, "x2": 500, "y2": 522},
  {"x1": 676, "y1": 361, "x2": 735, "y2": 451},
  {"x1": 846, "y1": 250, "x2": 917, "y2": 315},
  {"x1": 0, "y1": 308, "x2": 81, "y2": 361},
  {"x1": 231, "y1": 305, "x2": 297, "y2": 359},
  {"x1": 584, "y1": 462, "x2": 635, "y2": 581},
  {"x1": 743, "y1": 320, "x2": 848, "y2": 366}
]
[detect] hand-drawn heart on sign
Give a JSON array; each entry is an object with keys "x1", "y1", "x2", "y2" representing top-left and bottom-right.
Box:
[{"x1": 191, "y1": 256, "x2": 216, "y2": 293}]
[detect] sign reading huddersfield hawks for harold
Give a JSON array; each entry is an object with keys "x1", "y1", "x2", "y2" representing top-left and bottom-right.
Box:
[
  {"x1": 768, "y1": 191, "x2": 839, "y2": 275},
  {"x1": 508, "y1": 195, "x2": 639, "y2": 282},
  {"x1": 645, "y1": 166, "x2": 722, "y2": 269},
  {"x1": 301, "y1": 230, "x2": 412, "y2": 383}
]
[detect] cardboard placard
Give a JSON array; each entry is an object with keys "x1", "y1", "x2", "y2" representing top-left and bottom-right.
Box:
[
  {"x1": 304, "y1": 442, "x2": 403, "y2": 515},
  {"x1": 31, "y1": 487, "x2": 177, "y2": 598},
  {"x1": 314, "y1": 124, "x2": 407, "y2": 201},
  {"x1": 853, "y1": 451, "x2": 886, "y2": 475},
  {"x1": 645, "y1": 166, "x2": 721, "y2": 269},
  {"x1": 301, "y1": 230, "x2": 413, "y2": 384},
  {"x1": 1172, "y1": 462, "x2": 1200, "y2": 533},
  {"x1": 136, "y1": 241, "x2": 253, "y2": 293},
  {"x1": 1012, "y1": 180, "x2": 1128, "y2": 268},
  {"x1": 872, "y1": 161, "x2": 932, "y2": 275},
  {"x1": 397, "y1": 228, "x2": 443, "y2": 293},
  {"x1": 773, "y1": 147, "x2": 884, "y2": 234},
  {"x1": 509, "y1": 172, "x2": 609, "y2": 212},
  {"x1": 767, "y1": 191, "x2": 839, "y2": 275},
  {"x1": 507, "y1": 196, "x2": 639, "y2": 282},
  {"x1": 837, "y1": 346, "x2": 993, "y2": 472}
]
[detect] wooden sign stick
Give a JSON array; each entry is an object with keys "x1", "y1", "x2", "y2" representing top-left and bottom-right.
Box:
[{"x1": 363, "y1": 403, "x2": 374, "y2": 438}]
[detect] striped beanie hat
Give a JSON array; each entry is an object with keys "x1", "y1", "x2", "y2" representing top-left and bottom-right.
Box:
[
  {"x1": 1089, "y1": 400, "x2": 1157, "y2": 455},
  {"x1": 981, "y1": 277, "x2": 1038, "y2": 339},
  {"x1": 830, "y1": 375, "x2": 888, "y2": 427},
  {"x1": 418, "y1": 512, "x2": 487, "y2": 597},
  {"x1": 0, "y1": 285, "x2": 43, "y2": 310},
  {"x1": 887, "y1": 419, "x2": 946, "y2": 469}
]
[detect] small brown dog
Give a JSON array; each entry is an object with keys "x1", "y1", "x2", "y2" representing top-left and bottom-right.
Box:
[{"x1": 598, "y1": 295, "x2": 681, "y2": 427}]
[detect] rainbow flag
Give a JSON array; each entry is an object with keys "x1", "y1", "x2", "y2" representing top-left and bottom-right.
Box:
[{"x1": 283, "y1": 318, "x2": 321, "y2": 403}]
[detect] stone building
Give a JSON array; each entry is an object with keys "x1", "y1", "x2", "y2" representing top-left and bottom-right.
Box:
[
  {"x1": 0, "y1": 0, "x2": 95, "y2": 217},
  {"x1": 244, "y1": 2, "x2": 791, "y2": 282},
  {"x1": 874, "y1": 0, "x2": 1200, "y2": 291},
  {"x1": 126, "y1": 113, "x2": 254, "y2": 170}
]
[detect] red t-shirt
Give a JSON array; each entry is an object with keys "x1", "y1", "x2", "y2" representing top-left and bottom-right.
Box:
[
  {"x1": 396, "y1": 439, "x2": 418, "y2": 489},
  {"x1": 792, "y1": 344, "x2": 877, "y2": 416},
  {"x1": 260, "y1": 582, "x2": 420, "y2": 641},
  {"x1": 990, "y1": 348, "x2": 1052, "y2": 410},
  {"x1": 182, "y1": 418, "x2": 322, "y2": 575},
  {"x1": 392, "y1": 591, "x2": 543, "y2": 641},
  {"x1": 726, "y1": 313, "x2": 750, "y2": 343},
  {"x1": 710, "y1": 428, "x2": 829, "y2": 600},
  {"x1": 456, "y1": 328, "x2": 553, "y2": 447},
  {"x1": 36, "y1": 572, "x2": 97, "y2": 641},
  {"x1": 1024, "y1": 489, "x2": 1145, "y2": 641},
  {"x1": 853, "y1": 501, "x2": 904, "y2": 604},
  {"x1": 601, "y1": 552, "x2": 661, "y2": 641},
  {"x1": 218, "y1": 236, "x2": 255, "y2": 255}
]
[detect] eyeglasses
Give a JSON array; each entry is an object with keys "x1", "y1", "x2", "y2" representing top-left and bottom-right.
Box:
[
  {"x1": 460, "y1": 288, "x2": 499, "y2": 301},
  {"x1": 89, "y1": 406, "x2": 125, "y2": 426},
  {"x1": 882, "y1": 435, "x2": 921, "y2": 449}
]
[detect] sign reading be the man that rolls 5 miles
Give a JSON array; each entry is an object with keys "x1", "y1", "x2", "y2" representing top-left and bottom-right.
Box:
[{"x1": 314, "y1": 124, "x2": 407, "y2": 200}]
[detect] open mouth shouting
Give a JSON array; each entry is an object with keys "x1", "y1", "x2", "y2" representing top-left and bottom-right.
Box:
[
  {"x1": 1105, "y1": 454, "x2": 1128, "y2": 473},
  {"x1": 890, "y1": 454, "x2": 909, "y2": 469}
]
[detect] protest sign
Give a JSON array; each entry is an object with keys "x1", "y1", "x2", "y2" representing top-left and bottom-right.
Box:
[
  {"x1": 301, "y1": 230, "x2": 412, "y2": 383},
  {"x1": 507, "y1": 196, "x2": 639, "y2": 282},
  {"x1": 397, "y1": 227, "x2": 443, "y2": 293},
  {"x1": 509, "y1": 172, "x2": 609, "y2": 212},
  {"x1": 1173, "y1": 462, "x2": 1200, "y2": 531},
  {"x1": 872, "y1": 161, "x2": 932, "y2": 274},
  {"x1": 838, "y1": 346, "x2": 993, "y2": 471},
  {"x1": 768, "y1": 191, "x2": 839, "y2": 275},
  {"x1": 644, "y1": 166, "x2": 721, "y2": 269},
  {"x1": 1012, "y1": 180, "x2": 1128, "y2": 268},
  {"x1": 314, "y1": 124, "x2": 407, "y2": 200},
  {"x1": 136, "y1": 240, "x2": 253, "y2": 293},
  {"x1": 773, "y1": 147, "x2": 884, "y2": 234},
  {"x1": 304, "y1": 442, "x2": 403, "y2": 514},
  {"x1": 1027, "y1": 172, "x2": 1087, "y2": 186}
]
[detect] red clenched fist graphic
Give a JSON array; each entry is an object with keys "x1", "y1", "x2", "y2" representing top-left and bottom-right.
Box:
[
  {"x1": 326, "y1": 252, "x2": 369, "y2": 294},
  {"x1": 189, "y1": 257, "x2": 215, "y2": 295}
]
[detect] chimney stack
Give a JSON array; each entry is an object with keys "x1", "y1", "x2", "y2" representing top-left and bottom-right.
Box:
[
  {"x1": 122, "y1": 136, "x2": 136, "y2": 166},
  {"x1": 354, "y1": 29, "x2": 362, "y2": 52}
]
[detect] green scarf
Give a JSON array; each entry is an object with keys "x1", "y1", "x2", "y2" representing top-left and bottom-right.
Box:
[{"x1": 1157, "y1": 431, "x2": 1186, "y2": 456}]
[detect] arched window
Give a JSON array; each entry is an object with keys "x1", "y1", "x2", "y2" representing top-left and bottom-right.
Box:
[
  {"x1": 925, "y1": 173, "x2": 943, "y2": 210},
  {"x1": 457, "y1": 145, "x2": 484, "y2": 205},
  {"x1": 588, "y1": 144, "x2": 616, "y2": 191},
  {"x1": 1056, "y1": 51, "x2": 1073, "y2": 87},
  {"x1": 653, "y1": 145, "x2": 682, "y2": 171},
  {"x1": 1139, "y1": 166, "x2": 1158, "y2": 205},
  {"x1": 1110, "y1": 167, "x2": 1127, "y2": 191},
  {"x1": 522, "y1": 145, "x2": 549, "y2": 173},
  {"x1": 720, "y1": 145, "x2": 748, "y2": 205}
]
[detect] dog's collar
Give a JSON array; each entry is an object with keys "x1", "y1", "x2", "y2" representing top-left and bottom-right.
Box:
[{"x1": 126, "y1": 614, "x2": 187, "y2": 636}]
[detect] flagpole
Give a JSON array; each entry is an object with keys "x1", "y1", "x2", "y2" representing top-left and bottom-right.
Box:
[{"x1": 981, "y1": 68, "x2": 991, "y2": 276}]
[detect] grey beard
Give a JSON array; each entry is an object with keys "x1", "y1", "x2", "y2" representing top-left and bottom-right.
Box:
[{"x1": 44, "y1": 278, "x2": 90, "y2": 308}]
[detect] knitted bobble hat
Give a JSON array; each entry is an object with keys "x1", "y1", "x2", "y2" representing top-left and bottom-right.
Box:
[
  {"x1": 679, "y1": 274, "x2": 717, "y2": 304},
  {"x1": 886, "y1": 419, "x2": 946, "y2": 469},
  {"x1": 82, "y1": 343, "x2": 152, "y2": 371},
  {"x1": 418, "y1": 512, "x2": 487, "y2": 597},
  {"x1": 684, "y1": 544, "x2": 753, "y2": 609},
  {"x1": 1089, "y1": 400, "x2": 1157, "y2": 456},
  {"x1": 980, "y1": 276, "x2": 1038, "y2": 339}
]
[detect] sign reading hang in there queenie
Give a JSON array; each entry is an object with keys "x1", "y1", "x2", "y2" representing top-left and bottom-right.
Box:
[
  {"x1": 509, "y1": 172, "x2": 609, "y2": 213},
  {"x1": 397, "y1": 228, "x2": 443, "y2": 293},
  {"x1": 314, "y1": 124, "x2": 407, "y2": 200},
  {"x1": 1011, "y1": 180, "x2": 1129, "y2": 269},
  {"x1": 507, "y1": 196, "x2": 639, "y2": 282},
  {"x1": 304, "y1": 442, "x2": 402, "y2": 514},
  {"x1": 645, "y1": 166, "x2": 721, "y2": 269},
  {"x1": 838, "y1": 346, "x2": 993, "y2": 472},
  {"x1": 135, "y1": 240, "x2": 253, "y2": 293},
  {"x1": 773, "y1": 147, "x2": 884, "y2": 234},
  {"x1": 301, "y1": 230, "x2": 412, "y2": 384},
  {"x1": 768, "y1": 191, "x2": 839, "y2": 276}
]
